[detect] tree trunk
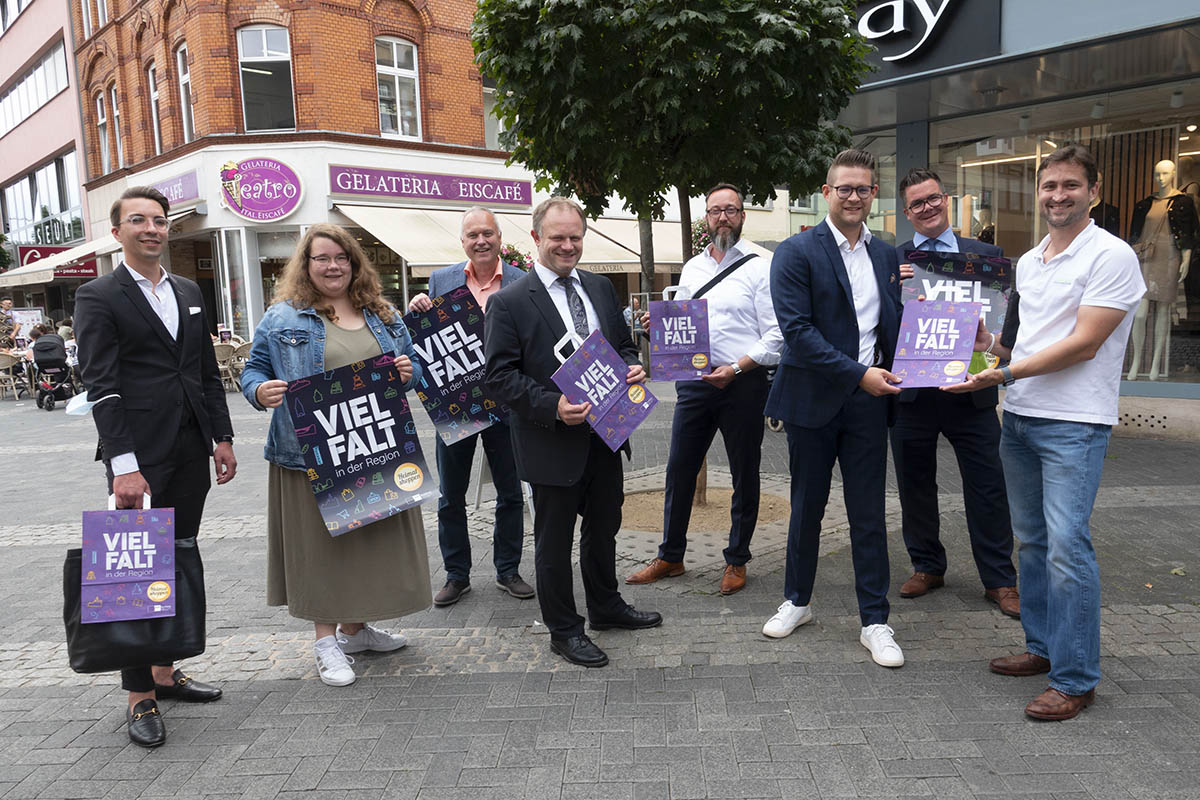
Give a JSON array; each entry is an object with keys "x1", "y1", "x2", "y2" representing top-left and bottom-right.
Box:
[
  {"x1": 638, "y1": 215, "x2": 654, "y2": 296},
  {"x1": 677, "y1": 186, "x2": 706, "y2": 505}
]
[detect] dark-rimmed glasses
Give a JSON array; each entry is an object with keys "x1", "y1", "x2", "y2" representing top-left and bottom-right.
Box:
[
  {"x1": 906, "y1": 193, "x2": 947, "y2": 214},
  {"x1": 830, "y1": 185, "x2": 875, "y2": 200}
]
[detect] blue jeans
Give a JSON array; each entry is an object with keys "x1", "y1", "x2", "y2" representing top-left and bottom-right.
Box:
[{"x1": 1000, "y1": 411, "x2": 1111, "y2": 696}]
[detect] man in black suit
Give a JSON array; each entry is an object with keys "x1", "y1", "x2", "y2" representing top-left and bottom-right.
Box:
[
  {"x1": 892, "y1": 169, "x2": 1019, "y2": 618},
  {"x1": 763, "y1": 149, "x2": 905, "y2": 668},
  {"x1": 75, "y1": 187, "x2": 237, "y2": 747},
  {"x1": 484, "y1": 197, "x2": 662, "y2": 668}
]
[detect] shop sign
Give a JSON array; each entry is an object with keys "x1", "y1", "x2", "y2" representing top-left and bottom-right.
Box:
[
  {"x1": 856, "y1": 0, "x2": 1001, "y2": 81},
  {"x1": 329, "y1": 165, "x2": 532, "y2": 207},
  {"x1": 219, "y1": 158, "x2": 303, "y2": 222},
  {"x1": 17, "y1": 245, "x2": 98, "y2": 279},
  {"x1": 151, "y1": 170, "x2": 201, "y2": 206}
]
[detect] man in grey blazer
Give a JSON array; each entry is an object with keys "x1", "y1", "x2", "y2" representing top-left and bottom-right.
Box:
[{"x1": 409, "y1": 207, "x2": 534, "y2": 606}]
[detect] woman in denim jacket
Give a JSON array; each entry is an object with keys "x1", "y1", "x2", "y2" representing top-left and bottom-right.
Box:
[{"x1": 240, "y1": 223, "x2": 432, "y2": 686}]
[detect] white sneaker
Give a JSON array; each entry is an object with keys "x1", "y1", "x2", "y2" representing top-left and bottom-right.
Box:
[
  {"x1": 314, "y1": 635, "x2": 356, "y2": 686},
  {"x1": 337, "y1": 624, "x2": 408, "y2": 653},
  {"x1": 762, "y1": 601, "x2": 814, "y2": 638},
  {"x1": 860, "y1": 624, "x2": 904, "y2": 667}
]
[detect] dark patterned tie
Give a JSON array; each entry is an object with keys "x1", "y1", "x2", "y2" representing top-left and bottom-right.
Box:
[{"x1": 556, "y1": 276, "x2": 590, "y2": 337}]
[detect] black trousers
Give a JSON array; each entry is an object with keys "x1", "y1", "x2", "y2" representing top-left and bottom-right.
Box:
[
  {"x1": 782, "y1": 390, "x2": 891, "y2": 626},
  {"x1": 529, "y1": 434, "x2": 626, "y2": 637},
  {"x1": 890, "y1": 389, "x2": 1016, "y2": 589},
  {"x1": 659, "y1": 370, "x2": 768, "y2": 566},
  {"x1": 107, "y1": 421, "x2": 211, "y2": 693}
]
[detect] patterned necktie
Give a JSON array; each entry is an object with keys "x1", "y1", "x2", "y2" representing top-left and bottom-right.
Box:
[{"x1": 556, "y1": 276, "x2": 590, "y2": 337}]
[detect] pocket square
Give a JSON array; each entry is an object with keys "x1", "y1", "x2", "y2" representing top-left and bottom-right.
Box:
[{"x1": 189, "y1": 306, "x2": 202, "y2": 315}]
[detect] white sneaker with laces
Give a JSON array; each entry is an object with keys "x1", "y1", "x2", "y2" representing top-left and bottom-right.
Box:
[
  {"x1": 762, "y1": 600, "x2": 813, "y2": 638},
  {"x1": 314, "y1": 635, "x2": 356, "y2": 686},
  {"x1": 337, "y1": 624, "x2": 408, "y2": 653},
  {"x1": 860, "y1": 624, "x2": 904, "y2": 667}
]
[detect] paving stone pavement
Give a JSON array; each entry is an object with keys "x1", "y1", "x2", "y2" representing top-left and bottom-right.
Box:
[{"x1": 1, "y1": 384, "x2": 1199, "y2": 799}]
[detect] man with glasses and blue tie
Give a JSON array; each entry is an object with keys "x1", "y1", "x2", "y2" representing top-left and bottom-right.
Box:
[
  {"x1": 890, "y1": 168, "x2": 1020, "y2": 620},
  {"x1": 762, "y1": 149, "x2": 905, "y2": 668},
  {"x1": 625, "y1": 183, "x2": 781, "y2": 596}
]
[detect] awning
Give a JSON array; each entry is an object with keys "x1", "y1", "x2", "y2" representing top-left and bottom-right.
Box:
[
  {"x1": 0, "y1": 235, "x2": 121, "y2": 288},
  {"x1": 333, "y1": 204, "x2": 644, "y2": 278},
  {"x1": 589, "y1": 217, "x2": 775, "y2": 264}
]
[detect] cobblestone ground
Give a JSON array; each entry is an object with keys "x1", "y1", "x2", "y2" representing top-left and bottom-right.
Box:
[{"x1": 1, "y1": 382, "x2": 1198, "y2": 799}]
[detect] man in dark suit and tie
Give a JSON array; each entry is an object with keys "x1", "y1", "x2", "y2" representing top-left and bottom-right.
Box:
[
  {"x1": 892, "y1": 168, "x2": 1019, "y2": 619},
  {"x1": 762, "y1": 149, "x2": 905, "y2": 667},
  {"x1": 75, "y1": 187, "x2": 237, "y2": 747},
  {"x1": 408, "y1": 207, "x2": 534, "y2": 607},
  {"x1": 484, "y1": 197, "x2": 662, "y2": 667}
]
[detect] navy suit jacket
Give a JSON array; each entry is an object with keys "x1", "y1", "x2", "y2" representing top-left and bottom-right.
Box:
[
  {"x1": 764, "y1": 220, "x2": 902, "y2": 428},
  {"x1": 426, "y1": 259, "x2": 527, "y2": 301},
  {"x1": 895, "y1": 233, "x2": 1003, "y2": 410}
]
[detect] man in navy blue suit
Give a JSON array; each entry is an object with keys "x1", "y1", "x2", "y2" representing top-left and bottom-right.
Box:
[
  {"x1": 891, "y1": 169, "x2": 1019, "y2": 618},
  {"x1": 762, "y1": 149, "x2": 905, "y2": 668},
  {"x1": 408, "y1": 207, "x2": 534, "y2": 607}
]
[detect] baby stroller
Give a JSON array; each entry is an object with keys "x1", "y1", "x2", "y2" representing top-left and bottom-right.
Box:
[{"x1": 31, "y1": 333, "x2": 76, "y2": 411}]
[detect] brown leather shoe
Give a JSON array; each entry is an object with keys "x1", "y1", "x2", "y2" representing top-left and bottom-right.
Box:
[
  {"x1": 984, "y1": 586, "x2": 1021, "y2": 619},
  {"x1": 899, "y1": 572, "x2": 944, "y2": 598},
  {"x1": 719, "y1": 565, "x2": 746, "y2": 595},
  {"x1": 1025, "y1": 687, "x2": 1095, "y2": 720},
  {"x1": 625, "y1": 558, "x2": 684, "y2": 585},
  {"x1": 989, "y1": 652, "x2": 1051, "y2": 676}
]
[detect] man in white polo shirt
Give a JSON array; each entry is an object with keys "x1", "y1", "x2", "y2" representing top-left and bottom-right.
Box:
[{"x1": 947, "y1": 144, "x2": 1145, "y2": 720}]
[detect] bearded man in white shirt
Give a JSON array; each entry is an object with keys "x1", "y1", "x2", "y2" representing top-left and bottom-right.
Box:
[{"x1": 625, "y1": 183, "x2": 783, "y2": 595}]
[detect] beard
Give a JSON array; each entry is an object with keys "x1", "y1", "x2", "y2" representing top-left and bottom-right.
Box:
[{"x1": 710, "y1": 222, "x2": 743, "y2": 252}]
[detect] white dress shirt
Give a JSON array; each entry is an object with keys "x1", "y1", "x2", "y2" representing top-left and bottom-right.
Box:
[
  {"x1": 533, "y1": 262, "x2": 600, "y2": 339},
  {"x1": 111, "y1": 260, "x2": 179, "y2": 477},
  {"x1": 825, "y1": 217, "x2": 881, "y2": 367},
  {"x1": 676, "y1": 240, "x2": 782, "y2": 367}
]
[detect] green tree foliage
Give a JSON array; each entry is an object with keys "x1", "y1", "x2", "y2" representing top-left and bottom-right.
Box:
[
  {"x1": 472, "y1": 0, "x2": 872, "y2": 220},
  {"x1": 0, "y1": 234, "x2": 12, "y2": 273}
]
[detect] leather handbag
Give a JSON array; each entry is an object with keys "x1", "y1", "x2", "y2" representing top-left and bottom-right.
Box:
[{"x1": 62, "y1": 538, "x2": 207, "y2": 674}]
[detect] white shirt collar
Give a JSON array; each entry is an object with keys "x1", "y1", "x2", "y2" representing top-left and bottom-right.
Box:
[
  {"x1": 121, "y1": 259, "x2": 170, "y2": 288},
  {"x1": 705, "y1": 238, "x2": 749, "y2": 263},
  {"x1": 533, "y1": 262, "x2": 580, "y2": 289},
  {"x1": 824, "y1": 216, "x2": 873, "y2": 250},
  {"x1": 912, "y1": 226, "x2": 955, "y2": 251},
  {"x1": 1034, "y1": 219, "x2": 1098, "y2": 264}
]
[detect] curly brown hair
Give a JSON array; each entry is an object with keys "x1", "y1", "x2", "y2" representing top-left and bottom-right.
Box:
[{"x1": 271, "y1": 223, "x2": 396, "y2": 323}]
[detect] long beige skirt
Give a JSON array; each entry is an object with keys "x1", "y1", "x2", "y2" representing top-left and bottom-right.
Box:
[{"x1": 266, "y1": 463, "x2": 432, "y2": 623}]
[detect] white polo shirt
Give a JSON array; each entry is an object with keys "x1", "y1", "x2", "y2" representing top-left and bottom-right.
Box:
[{"x1": 1004, "y1": 221, "x2": 1145, "y2": 426}]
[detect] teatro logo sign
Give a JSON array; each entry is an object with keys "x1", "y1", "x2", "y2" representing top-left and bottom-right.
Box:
[
  {"x1": 857, "y1": 0, "x2": 955, "y2": 62},
  {"x1": 218, "y1": 158, "x2": 303, "y2": 222}
]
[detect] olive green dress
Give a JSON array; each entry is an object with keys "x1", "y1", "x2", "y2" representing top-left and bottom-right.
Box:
[{"x1": 266, "y1": 317, "x2": 432, "y2": 623}]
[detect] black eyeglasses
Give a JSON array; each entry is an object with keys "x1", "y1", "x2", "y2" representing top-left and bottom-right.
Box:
[
  {"x1": 906, "y1": 193, "x2": 947, "y2": 213},
  {"x1": 705, "y1": 206, "x2": 744, "y2": 219},
  {"x1": 831, "y1": 185, "x2": 875, "y2": 200}
]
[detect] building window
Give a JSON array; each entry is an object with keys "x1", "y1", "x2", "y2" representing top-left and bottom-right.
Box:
[
  {"x1": 109, "y1": 85, "x2": 124, "y2": 168},
  {"x1": 1, "y1": 0, "x2": 31, "y2": 34},
  {"x1": 95, "y1": 93, "x2": 110, "y2": 174},
  {"x1": 482, "y1": 77, "x2": 507, "y2": 151},
  {"x1": 95, "y1": 0, "x2": 106, "y2": 27},
  {"x1": 375, "y1": 37, "x2": 420, "y2": 139},
  {"x1": 80, "y1": 0, "x2": 91, "y2": 38},
  {"x1": 147, "y1": 64, "x2": 162, "y2": 155},
  {"x1": 237, "y1": 25, "x2": 295, "y2": 132},
  {"x1": 0, "y1": 42, "x2": 69, "y2": 138},
  {"x1": 176, "y1": 43, "x2": 194, "y2": 143},
  {"x1": 1, "y1": 152, "x2": 84, "y2": 246}
]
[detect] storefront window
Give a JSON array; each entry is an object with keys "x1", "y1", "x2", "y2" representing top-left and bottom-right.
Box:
[
  {"x1": 930, "y1": 79, "x2": 1200, "y2": 388},
  {"x1": 215, "y1": 228, "x2": 251, "y2": 339},
  {"x1": 788, "y1": 133, "x2": 897, "y2": 242}
]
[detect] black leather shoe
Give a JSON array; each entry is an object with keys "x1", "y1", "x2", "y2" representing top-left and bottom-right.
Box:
[
  {"x1": 550, "y1": 634, "x2": 609, "y2": 667},
  {"x1": 127, "y1": 699, "x2": 166, "y2": 748},
  {"x1": 590, "y1": 606, "x2": 663, "y2": 631},
  {"x1": 154, "y1": 670, "x2": 222, "y2": 703}
]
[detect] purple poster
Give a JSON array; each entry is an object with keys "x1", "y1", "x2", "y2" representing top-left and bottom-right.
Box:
[
  {"x1": 902, "y1": 250, "x2": 1013, "y2": 331},
  {"x1": 892, "y1": 300, "x2": 983, "y2": 388},
  {"x1": 404, "y1": 287, "x2": 510, "y2": 445},
  {"x1": 330, "y1": 164, "x2": 532, "y2": 206},
  {"x1": 286, "y1": 356, "x2": 434, "y2": 536},
  {"x1": 552, "y1": 330, "x2": 658, "y2": 451},
  {"x1": 80, "y1": 508, "x2": 176, "y2": 624},
  {"x1": 649, "y1": 299, "x2": 711, "y2": 381},
  {"x1": 219, "y1": 157, "x2": 303, "y2": 221}
]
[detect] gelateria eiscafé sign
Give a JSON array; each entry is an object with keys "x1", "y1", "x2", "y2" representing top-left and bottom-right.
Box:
[{"x1": 329, "y1": 165, "x2": 532, "y2": 207}]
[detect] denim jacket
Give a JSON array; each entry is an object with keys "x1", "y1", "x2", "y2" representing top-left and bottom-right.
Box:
[{"x1": 240, "y1": 302, "x2": 422, "y2": 469}]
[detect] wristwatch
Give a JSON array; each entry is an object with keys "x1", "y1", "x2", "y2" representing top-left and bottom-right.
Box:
[
  {"x1": 999, "y1": 365, "x2": 1016, "y2": 386},
  {"x1": 214, "y1": 435, "x2": 234, "y2": 444},
  {"x1": 731, "y1": 363, "x2": 744, "y2": 376}
]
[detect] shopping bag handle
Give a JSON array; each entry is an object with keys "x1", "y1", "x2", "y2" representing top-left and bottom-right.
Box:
[{"x1": 107, "y1": 493, "x2": 152, "y2": 511}]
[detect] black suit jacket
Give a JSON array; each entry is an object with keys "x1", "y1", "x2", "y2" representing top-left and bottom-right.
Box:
[
  {"x1": 896, "y1": 234, "x2": 1003, "y2": 410},
  {"x1": 484, "y1": 269, "x2": 638, "y2": 486},
  {"x1": 75, "y1": 264, "x2": 233, "y2": 467}
]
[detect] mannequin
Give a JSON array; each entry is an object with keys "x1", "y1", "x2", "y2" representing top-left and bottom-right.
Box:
[
  {"x1": 1127, "y1": 160, "x2": 1198, "y2": 381},
  {"x1": 1089, "y1": 171, "x2": 1121, "y2": 236}
]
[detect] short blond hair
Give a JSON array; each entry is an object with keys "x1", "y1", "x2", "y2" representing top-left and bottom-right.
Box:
[{"x1": 531, "y1": 197, "x2": 587, "y2": 236}]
